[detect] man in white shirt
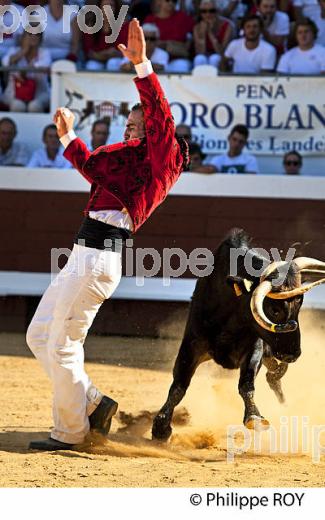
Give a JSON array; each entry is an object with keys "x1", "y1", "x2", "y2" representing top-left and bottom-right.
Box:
[
  {"x1": 86, "y1": 119, "x2": 110, "y2": 152},
  {"x1": 257, "y1": 0, "x2": 290, "y2": 52},
  {"x1": 277, "y1": 18, "x2": 325, "y2": 74},
  {"x1": 0, "y1": 117, "x2": 29, "y2": 166},
  {"x1": 27, "y1": 124, "x2": 71, "y2": 168},
  {"x1": 221, "y1": 14, "x2": 277, "y2": 73},
  {"x1": 308, "y1": 0, "x2": 325, "y2": 46},
  {"x1": 206, "y1": 124, "x2": 259, "y2": 173}
]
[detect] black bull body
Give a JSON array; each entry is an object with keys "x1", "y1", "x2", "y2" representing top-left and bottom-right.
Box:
[{"x1": 152, "y1": 229, "x2": 325, "y2": 441}]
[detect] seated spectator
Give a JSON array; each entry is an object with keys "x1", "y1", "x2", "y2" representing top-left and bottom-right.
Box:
[
  {"x1": 189, "y1": 142, "x2": 217, "y2": 172},
  {"x1": 193, "y1": 0, "x2": 233, "y2": 69},
  {"x1": 308, "y1": 0, "x2": 325, "y2": 46},
  {"x1": 257, "y1": 0, "x2": 290, "y2": 54},
  {"x1": 83, "y1": 0, "x2": 129, "y2": 71},
  {"x1": 221, "y1": 14, "x2": 277, "y2": 73},
  {"x1": 0, "y1": 117, "x2": 29, "y2": 166},
  {"x1": 120, "y1": 24, "x2": 169, "y2": 72},
  {"x1": 218, "y1": 0, "x2": 248, "y2": 24},
  {"x1": 205, "y1": 124, "x2": 259, "y2": 173},
  {"x1": 41, "y1": 0, "x2": 81, "y2": 62},
  {"x1": 176, "y1": 124, "x2": 193, "y2": 143},
  {"x1": 87, "y1": 118, "x2": 111, "y2": 151},
  {"x1": 283, "y1": 150, "x2": 303, "y2": 174},
  {"x1": 144, "y1": 0, "x2": 195, "y2": 73},
  {"x1": 27, "y1": 124, "x2": 71, "y2": 168},
  {"x1": 0, "y1": 1, "x2": 24, "y2": 60},
  {"x1": 277, "y1": 18, "x2": 325, "y2": 74},
  {"x1": 293, "y1": 0, "x2": 319, "y2": 20},
  {"x1": 1, "y1": 30, "x2": 51, "y2": 112}
]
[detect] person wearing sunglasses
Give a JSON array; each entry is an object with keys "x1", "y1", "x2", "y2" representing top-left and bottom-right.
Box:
[
  {"x1": 283, "y1": 151, "x2": 303, "y2": 175},
  {"x1": 120, "y1": 23, "x2": 169, "y2": 72},
  {"x1": 193, "y1": 0, "x2": 233, "y2": 69},
  {"x1": 144, "y1": 0, "x2": 195, "y2": 73}
]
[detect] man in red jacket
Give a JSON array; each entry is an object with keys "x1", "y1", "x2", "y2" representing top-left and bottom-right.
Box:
[{"x1": 27, "y1": 19, "x2": 189, "y2": 451}]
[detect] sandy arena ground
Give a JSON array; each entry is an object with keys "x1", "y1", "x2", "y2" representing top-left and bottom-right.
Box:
[{"x1": 1, "y1": 310, "x2": 325, "y2": 487}]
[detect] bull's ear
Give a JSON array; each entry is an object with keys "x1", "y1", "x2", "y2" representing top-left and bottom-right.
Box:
[{"x1": 227, "y1": 276, "x2": 253, "y2": 297}]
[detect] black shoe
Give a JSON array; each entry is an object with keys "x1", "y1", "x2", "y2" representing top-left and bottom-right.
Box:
[
  {"x1": 29, "y1": 437, "x2": 75, "y2": 451},
  {"x1": 89, "y1": 396, "x2": 118, "y2": 435}
]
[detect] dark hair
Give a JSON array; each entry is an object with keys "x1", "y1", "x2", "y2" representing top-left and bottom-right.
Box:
[
  {"x1": 283, "y1": 151, "x2": 302, "y2": 164},
  {"x1": 131, "y1": 102, "x2": 143, "y2": 113},
  {"x1": 176, "y1": 136, "x2": 190, "y2": 171},
  {"x1": 43, "y1": 124, "x2": 57, "y2": 139},
  {"x1": 230, "y1": 124, "x2": 249, "y2": 140},
  {"x1": 294, "y1": 17, "x2": 318, "y2": 39},
  {"x1": 189, "y1": 142, "x2": 206, "y2": 160},
  {"x1": 0, "y1": 117, "x2": 17, "y2": 134},
  {"x1": 91, "y1": 118, "x2": 111, "y2": 132},
  {"x1": 241, "y1": 14, "x2": 263, "y2": 31}
]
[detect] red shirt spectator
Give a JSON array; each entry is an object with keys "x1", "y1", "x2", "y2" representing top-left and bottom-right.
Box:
[{"x1": 145, "y1": 10, "x2": 195, "y2": 42}]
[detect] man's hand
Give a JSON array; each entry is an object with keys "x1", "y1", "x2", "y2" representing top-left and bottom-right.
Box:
[
  {"x1": 53, "y1": 107, "x2": 75, "y2": 138},
  {"x1": 118, "y1": 18, "x2": 147, "y2": 66}
]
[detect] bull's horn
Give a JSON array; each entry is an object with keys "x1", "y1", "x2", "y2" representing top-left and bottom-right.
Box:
[
  {"x1": 294, "y1": 257, "x2": 325, "y2": 272},
  {"x1": 250, "y1": 280, "x2": 298, "y2": 333},
  {"x1": 260, "y1": 261, "x2": 289, "y2": 282},
  {"x1": 267, "y1": 277, "x2": 325, "y2": 299}
]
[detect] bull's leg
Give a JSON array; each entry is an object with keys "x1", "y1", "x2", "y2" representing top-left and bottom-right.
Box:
[
  {"x1": 263, "y1": 356, "x2": 288, "y2": 404},
  {"x1": 152, "y1": 339, "x2": 208, "y2": 441},
  {"x1": 239, "y1": 339, "x2": 270, "y2": 431}
]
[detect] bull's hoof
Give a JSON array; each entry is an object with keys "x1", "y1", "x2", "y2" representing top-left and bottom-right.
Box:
[
  {"x1": 244, "y1": 415, "x2": 270, "y2": 431},
  {"x1": 152, "y1": 415, "x2": 172, "y2": 441}
]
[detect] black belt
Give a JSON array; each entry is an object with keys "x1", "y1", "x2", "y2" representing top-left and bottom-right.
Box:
[{"x1": 74, "y1": 216, "x2": 131, "y2": 252}]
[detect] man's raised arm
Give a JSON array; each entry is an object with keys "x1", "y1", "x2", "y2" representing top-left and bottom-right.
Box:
[{"x1": 118, "y1": 19, "x2": 176, "y2": 164}]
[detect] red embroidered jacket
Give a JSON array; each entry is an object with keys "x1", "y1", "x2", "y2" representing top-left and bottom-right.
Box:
[{"x1": 63, "y1": 73, "x2": 184, "y2": 232}]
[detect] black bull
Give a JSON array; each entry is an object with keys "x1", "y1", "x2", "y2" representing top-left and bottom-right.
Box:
[{"x1": 152, "y1": 229, "x2": 325, "y2": 441}]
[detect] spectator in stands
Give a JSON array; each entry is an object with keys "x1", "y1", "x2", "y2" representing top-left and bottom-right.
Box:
[
  {"x1": 27, "y1": 124, "x2": 71, "y2": 168},
  {"x1": 283, "y1": 150, "x2": 303, "y2": 174},
  {"x1": 277, "y1": 18, "x2": 325, "y2": 74},
  {"x1": 128, "y1": 0, "x2": 152, "y2": 23},
  {"x1": 0, "y1": 117, "x2": 29, "y2": 166},
  {"x1": 88, "y1": 118, "x2": 111, "y2": 151},
  {"x1": 257, "y1": 0, "x2": 290, "y2": 53},
  {"x1": 293, "y1": 0, "x2": 319, "y2": 20},
  {"x1": 1, "y1": 30, "x2": 51, "y2": 112},
  {"x1": 83, "y1": 0, "x2": 129, "y2": 71},
  {"x1": 220, "y1": 14, "x2": 277, "y2": 73},
  {"x1": 188, "y1": 142, "x2": 217, "y2": 172},
  {"x1": 308, "y1": 0, "x2": 325, "y2": 46},
  {"x1": 176, "y1": 124, "x2": 193, "y2": 144},
  {"x1": 120, "y1": 23, "x2": 169, "y2": 72},
  {"x1": 41, "y1": 0, "x2": 81, "y2": 62},
  {"x1": 0, "y1": 1, "x2": 24, "y2": 60},
  {"x1": 205, "y1": 124, "x2": 259, "y2": 173},
  {"x1": 144, "y1": 0, "x2": 195, "y2": 73},
  {"x1": 218, "y1": 0, "x2": 248, "y2": 25},
  {"x1": 193, "y1": 0, "x2": 233, "y2": 69}
]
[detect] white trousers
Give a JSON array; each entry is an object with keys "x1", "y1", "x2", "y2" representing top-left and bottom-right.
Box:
[{"x1": 26, "y1": 244, "x2": 122, "y2": 444}]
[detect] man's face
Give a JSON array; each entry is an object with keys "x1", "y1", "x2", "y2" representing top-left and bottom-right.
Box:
[
  {"x1": 176, "y1": 125, "x2": 192, "y2": 143},
  {"x1": 244, "y1": 20, "x2": 261, "y2": 42},
  {"x1": 161, "y1": 0, "x2": 176, "y2": 15},
  {"x1": 44, "y1": 128, "x2": 60, "y2": 152},
  {"x1": 284, "y1": 154, "x2": 301, "y2": 175},
  {"x1": 91, "y1": 123, "x2": 109, "y2": 148},
  {"x1": 0, "y1": 121, "x2": 16, "y2": 150},
  {"x1": 296, "y1": 25, "x2": 315, "y2": 48},
  {"x1": 259, "y1": 0, "x2": 276, "y2": 18},
  {"x1": 124, "y1": 109, "x2": 145, "y2": 141},
  {"x1": 190, "y1": 152, "x2": 202, "y2": 170},
  {"x1": 228, "y1": 131, "x2": 247, "y2": 155}
]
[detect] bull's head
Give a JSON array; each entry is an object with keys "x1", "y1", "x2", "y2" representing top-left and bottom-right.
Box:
[{"x1": 249, "y1": 257, "x2": 325, "y2": 362}]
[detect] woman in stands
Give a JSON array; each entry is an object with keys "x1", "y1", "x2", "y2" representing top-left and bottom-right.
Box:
[
  {"x1": 2, "y1": 30, "x2": 51, "y2": 113},
  {"x1": 41, "y1": 0, "x2": 81, "y2": 62},
  {"x1": 83, "y1": 0, "x2": 129, "y2": 71},
  {"x1": 193, "y1": 0, "x2": 233, "y2": 68}
]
